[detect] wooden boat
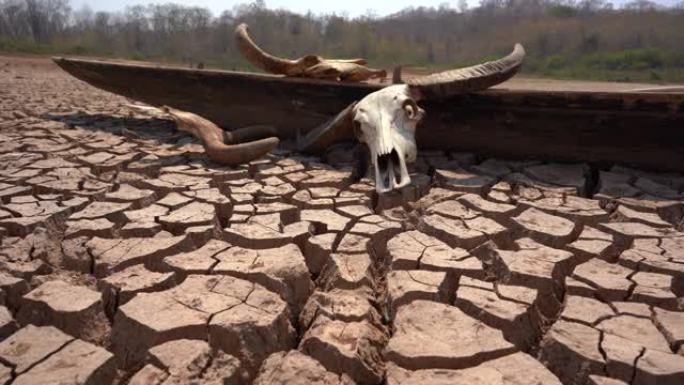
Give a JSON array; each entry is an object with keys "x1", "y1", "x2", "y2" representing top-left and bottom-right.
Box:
[{"x1": 53, "y1": 57, "x2": 684, "y2": 173}]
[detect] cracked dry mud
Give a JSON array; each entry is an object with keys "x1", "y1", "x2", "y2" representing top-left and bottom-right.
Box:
[{"x1": 1, "y1": 55, "x2": 684, "y2": 385}]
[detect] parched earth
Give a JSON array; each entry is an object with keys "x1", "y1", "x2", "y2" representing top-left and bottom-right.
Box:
[{"x1": 0, "y1": 56, "x2": 683, "y2": 385}]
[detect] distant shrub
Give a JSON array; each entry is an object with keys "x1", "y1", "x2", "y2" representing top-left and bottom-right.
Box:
[
  {"x1": 0, "y1": 37, "x2": 47, "y2": 54},
  {"x1": 544, "y1": 55, "x2": 567, "y2": 70},
  {"x1": 549, "y1": 5, "x2": 578, "y2": 18},
  {"x1": 581, "y1": 48, "x2": 675, "y2": 70},
  {"x1": 68, "y1": 45, "x2": 88, "y2": 55}
]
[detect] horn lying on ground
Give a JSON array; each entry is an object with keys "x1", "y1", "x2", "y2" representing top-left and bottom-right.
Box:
[
  {"x1": 235, "y1": 23, "x2": 386, "y2": 81},
  {"x1": 124, "y1": 104, "x2": 279, "y2": 165},
  {"x1": 163, "y1": 107, "x2": 279, "y2": 166}
]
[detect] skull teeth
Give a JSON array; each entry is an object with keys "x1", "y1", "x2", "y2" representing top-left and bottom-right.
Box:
[{"x1": 375, "y1": 149, "x2": 406, "y2": 193}]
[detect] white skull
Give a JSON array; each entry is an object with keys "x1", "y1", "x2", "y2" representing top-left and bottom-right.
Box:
[{"x1": 352, "y1": 85, "x2": 424, "y2": 193}]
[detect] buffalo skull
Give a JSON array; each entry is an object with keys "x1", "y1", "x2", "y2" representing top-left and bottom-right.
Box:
[
  {"x1": 299, "y1": 44, "x2": 526, "y2": 193},
  {"x1": 156, "y1": 25, "x2": 525, "y2": 193},
  {"x1": 351, "y1": 85, "x2": 423, "y2": 192}
]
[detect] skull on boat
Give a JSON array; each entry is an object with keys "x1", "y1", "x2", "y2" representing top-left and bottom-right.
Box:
[
  {"x1": 300, "y1": 43, "x2": 526, "y2": 193},
  {"x1": 128, "y1": 25, "x2": 525, "y2": 194}
]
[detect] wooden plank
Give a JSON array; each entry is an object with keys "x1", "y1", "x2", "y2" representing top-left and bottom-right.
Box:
[
  {"x1": 53, "y1": 57, "x2": 684, "y2": 173},
  {"x1": 418, "y1": 94, "x2": 684, "y2": 172},
  {"x1": 53, "y1": 57, "x2": 376, "y2": 134}
]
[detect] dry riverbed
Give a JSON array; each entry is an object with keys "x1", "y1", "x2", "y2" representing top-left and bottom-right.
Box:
[{"x1": 0, "y1": 55, "x2": 683, "y2": 385}]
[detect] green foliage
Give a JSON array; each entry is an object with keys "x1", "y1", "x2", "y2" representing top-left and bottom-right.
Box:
[
  {"x1": 581, "y1": 48, "x2": 675, "y2": 70},
  {"x1": 0, "y1": 37, "x2": 49, "y2": 54},
  {"x1": 549, "y1": 5, "x2": 578, "y2": 18},
  {"x1": 544, "y1": 55, "x2": 567, "y2": 70},
  {"x1": 526, "y1": 49, "x2": 684, "y2": 83}
]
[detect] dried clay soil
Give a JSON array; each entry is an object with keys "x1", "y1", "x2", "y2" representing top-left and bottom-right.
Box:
[{"x1": 0, "y1": 55, "x2": 683, "y2": 385}]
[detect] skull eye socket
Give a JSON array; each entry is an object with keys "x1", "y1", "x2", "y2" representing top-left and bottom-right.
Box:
[{"x1": 402, "y1": 99, "x2": 419, "y2": 119}]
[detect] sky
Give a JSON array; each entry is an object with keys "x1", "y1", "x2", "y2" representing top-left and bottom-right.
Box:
[
  {"x1": 69, "y1": 0, "x2": 682, "y2": 18},
  {"x1": 69, "y1": 0, "x2": 459, "y2": 17}
]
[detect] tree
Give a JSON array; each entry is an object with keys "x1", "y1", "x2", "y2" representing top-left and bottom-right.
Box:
[
  {"x1": 624, "y1": 0, "x2": 658, "y2": 11},
  {"x1": 72, "y1": 4, "x2": 93, "y2": 30},
  {"x1": 458, "y1": 0, "x2": 469, "y2": 13},
  {"x1": 1, "y1": 0, "x2": 684, "y2": 83}
]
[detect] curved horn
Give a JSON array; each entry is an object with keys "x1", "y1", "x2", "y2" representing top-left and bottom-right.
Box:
[
  {"x1": 407, "y1": 44, "x2": 525, "y2": 99},
  {"x1": 203, "y1": 137, "x2": 279, "y2": 165},
  {"x1": 228, "y1": 125, "x2": 279, "y2": 144},
  {"x1": 297, "y1": 102, "x2": 356, "y2": 154},
  {"x1": 235, "y1": 23, "x2": 321, "y2": 76},
  {"x1": 164, "y1": 107, "x2": 279, "y2": 166}
]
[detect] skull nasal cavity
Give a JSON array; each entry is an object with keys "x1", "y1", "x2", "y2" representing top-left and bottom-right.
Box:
[{"x1": 390, "y1": 149, "x2": 401, "y2": 184}]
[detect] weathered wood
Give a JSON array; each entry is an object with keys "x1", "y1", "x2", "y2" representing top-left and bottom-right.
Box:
[
  {"x1": 417, "y1": 91, "x2": 684, "y2": 172},
  {"x1": 53, "y1": 57, "x2": 684, "y2": 173},
  {"x1": 53, "y1": 57, "x2": 373, "y2": 133}
]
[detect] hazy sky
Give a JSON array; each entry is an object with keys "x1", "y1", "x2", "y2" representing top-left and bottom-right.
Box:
[{"x1": 70, "y1": 0, "x2": 681, "y2": 17}]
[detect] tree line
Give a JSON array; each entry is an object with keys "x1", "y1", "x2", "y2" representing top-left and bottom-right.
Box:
[{"x1": 1, "y1": 0, "x2": 684, "y2": 82}]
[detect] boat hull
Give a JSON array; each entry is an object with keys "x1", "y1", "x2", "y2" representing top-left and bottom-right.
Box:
[{"x1": 53, "y1": 57, "x2": 684, "y2": 173}]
